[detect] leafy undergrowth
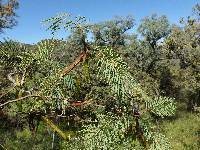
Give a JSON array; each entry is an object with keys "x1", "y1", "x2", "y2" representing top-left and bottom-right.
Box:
[
  {"x1": 161, "y1": 103, "x2": 200, "y2": 150},
  {"x1": 0, "y1": 103, "x2": 199, "y2": 150},
  {"x1": 0, "y1": 120, "x2": 53, "y2": 150}
]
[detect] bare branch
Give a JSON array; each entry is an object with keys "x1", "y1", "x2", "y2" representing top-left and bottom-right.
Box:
[
  {"x1": 0, "y1": 95, "x2": 47, "y2": 108},
  {"x1": 0, "y1": 86, "x2": 15, "y2": 99},
  {"x1": 60, "y1": 51, "x2": 88, "y2": 77}
]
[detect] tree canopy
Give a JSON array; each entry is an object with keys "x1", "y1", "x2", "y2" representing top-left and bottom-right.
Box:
[{"x1": 0, "y1": 0, "x2": 19, "y2": 33}]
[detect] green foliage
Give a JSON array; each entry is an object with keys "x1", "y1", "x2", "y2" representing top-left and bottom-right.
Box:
[
  {"x1": 0, "y1": 0, "x2": 19, "y2": 33},
  {"x1": 63, "y1": 113, "x2": 143, "y2": 150},
  {"x1": 42, "y1": 13, "x2": 88, "y2": 36},
  {"x1": 161, "y1": 104, "x2": 200, "y2": 150},
  {"x1": 94, "y1": 46, "x2": 176, "y2": 119},
  {"x1": 148, "y1": 133, "x2": 171, "y2": 150},
  {"x1": 0, "y1": 40, "x2": 31, "y2": 69},
  {"x1": 94, "y1": 46, "x2": 137, "y2": 103},
  {"x1": 2, "y1": 4, "x2": 200, "y2": 149},
  {"x1": 138, "y1": 14, "x2": 170, "y2": 48},
  {"x1": 146, "y1": 96, "x2": 176, "y2": 118},
  {"x1": 1, "y1": 125, "x2": 53, "y2": 150},
  {"x1": 92, "y1": 16, "x2": 135, "y2": 47}
]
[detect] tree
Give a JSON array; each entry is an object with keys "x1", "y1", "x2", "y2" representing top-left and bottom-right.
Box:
[
  {"x1": 138, "y1": 14, "x2": 170, "y2": 50},
  {"x1": 163, "y1": 10, "x2": 200, "y2": 110},
  {"x1": 91, "y1": 16, "x2": 135, "y2": 48},
  {"x1": 0, "y1": 13, "x2": 176, "y2": 149},
  {"x1": 0, "y1": 0, "x2": 19, "y2": 33},
  {"x1": 137, "y1": 14, "x2": 170, "y2": 75},
  {"x1": 193, "y1": 3, "x2": 200, "y2": 20}
]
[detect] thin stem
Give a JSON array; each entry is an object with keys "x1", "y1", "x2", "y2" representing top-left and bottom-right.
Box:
[{"x1": 0, "y1": 95, "x2": 47, "y2": 107}]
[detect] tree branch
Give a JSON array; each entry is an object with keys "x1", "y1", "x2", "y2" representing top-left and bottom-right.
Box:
[
  {"x1": 0, "y1": 86, "x2": 16, "y2": 99},
  {"x1": 0, "y1": 95, "x2": 47, "y2": 108},
  {"x1": 60, "y1": 43, "x2": 90, "y2": 77}
]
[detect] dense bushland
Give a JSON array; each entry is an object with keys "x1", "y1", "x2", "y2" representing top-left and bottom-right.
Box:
[{"x1": 0, "y1": 3, "x2": 200, "y2": 150}]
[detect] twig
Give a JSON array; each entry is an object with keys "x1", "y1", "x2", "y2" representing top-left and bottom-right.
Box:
[
  {"x1": 60, "y1": 37, "x2": 90, "y2": 77},
  {"x1": 0, "y1": 144, "x2": 7, "y2": 150},
  {"x1": 0, "y1": 95, "x2": 47, "y2": 108},
  {"x1": 0, "y1": 86, "x2": 15, "y2": 99}
]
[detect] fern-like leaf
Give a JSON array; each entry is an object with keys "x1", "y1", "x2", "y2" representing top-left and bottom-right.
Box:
[{"x1": 146, "y1": 96, "x2": 176, "y2": 117}]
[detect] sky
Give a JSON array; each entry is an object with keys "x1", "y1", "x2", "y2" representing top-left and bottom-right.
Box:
[{"x1": 0, "y1": 0, "x2": 199, "y2": 44}]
